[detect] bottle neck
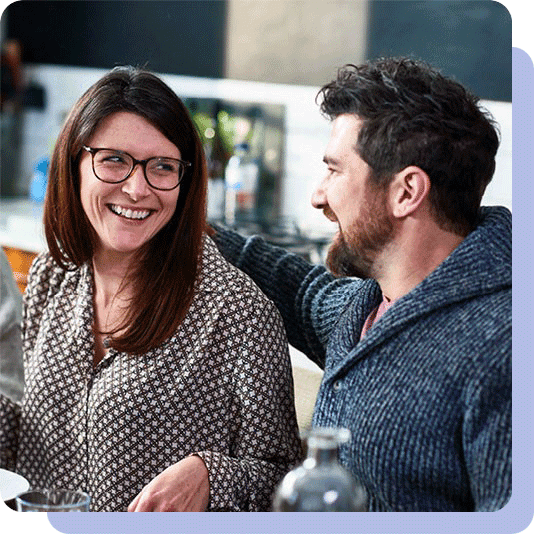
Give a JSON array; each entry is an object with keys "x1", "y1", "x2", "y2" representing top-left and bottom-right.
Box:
[{"x1": 306, "y1": 445, "x2": 339, "y2": 465}]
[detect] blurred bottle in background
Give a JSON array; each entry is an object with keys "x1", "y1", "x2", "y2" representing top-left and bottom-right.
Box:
[
  {"x1": 1, "y1": 40, "x2": 23, "y2": 197},
  {"x1": 273, "y1": 427, "x2": 367, "y2": 512},
  {"x1": 29, "y1": 156, "x2": 49, "y2": 203},
  {"x1": 186, "y1": 97, "x2": 283, "y2": 228},
  {"x1": 224, "y1": 142, "x2": 259, "y2": 226},
  {"x1": 188, "y1": 99, "x2": 227, "y2": 221},
  {"x1": 205, "y1": 120, "x2": 227, "y2": 221}
]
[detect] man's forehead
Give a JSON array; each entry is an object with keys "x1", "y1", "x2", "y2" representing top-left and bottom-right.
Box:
[
  {"x1": 324, "y1": 114, "x2": 362, "y2": 160},
  {"x1": 332, "y1": 113, "x2": 363, "y2": 129}
]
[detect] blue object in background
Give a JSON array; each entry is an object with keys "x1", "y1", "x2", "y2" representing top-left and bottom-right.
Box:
[{"x1": 29, "y1": 156, "x2": 49, "y2": 202}]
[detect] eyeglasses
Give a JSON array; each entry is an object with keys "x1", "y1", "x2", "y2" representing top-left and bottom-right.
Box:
[{"x1": 82, "y1": 146, "x2": 191, "y2": 191}]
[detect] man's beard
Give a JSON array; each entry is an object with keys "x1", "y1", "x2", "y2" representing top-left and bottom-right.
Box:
[{"x1": 326, "y1": 188, "x2": 394, "y2": 279}]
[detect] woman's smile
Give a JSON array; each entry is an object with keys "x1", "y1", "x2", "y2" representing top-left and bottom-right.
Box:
[
  {"x1": 79, "y1": 112, "x2": 182, "y2": 258},
  {"x1": 107, "y1": 204, "x2": 153, "y2": 221}
]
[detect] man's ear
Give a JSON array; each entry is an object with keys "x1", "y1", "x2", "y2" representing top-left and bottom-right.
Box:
[{"x1": 388, "y1": 166, "x2": 431, "y2": 218}]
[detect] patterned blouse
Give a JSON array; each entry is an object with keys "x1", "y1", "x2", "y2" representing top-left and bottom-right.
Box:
[{"x1": 0, "y1": 236, "x2": 301, "y2": 511}]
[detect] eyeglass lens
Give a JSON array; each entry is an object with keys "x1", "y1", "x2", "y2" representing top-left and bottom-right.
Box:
[{"x1": 92, "y1": 149, "x2": 184, "y2": 190}]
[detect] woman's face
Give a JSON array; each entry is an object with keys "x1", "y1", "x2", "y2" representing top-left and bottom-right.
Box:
[{"x1": 79, "y1": 112, "x2": 182, "y2": 260}]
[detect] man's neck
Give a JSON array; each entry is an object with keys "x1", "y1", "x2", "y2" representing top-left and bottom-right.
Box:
[{"x1": 375, "y1": 222, "x2": 466, "y2": 301}]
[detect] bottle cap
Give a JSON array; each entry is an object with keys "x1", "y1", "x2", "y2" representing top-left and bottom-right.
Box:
[
  {"x1": 234, "y1": 142, "x2": 250, "y2": 152},
  {"x1": 305, "y1": 427, "x2": 351, "y2": 448}
]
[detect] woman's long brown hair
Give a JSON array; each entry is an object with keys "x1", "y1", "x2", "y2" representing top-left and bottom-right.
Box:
[{"x1": 44, "y1": 66, "x2": 208, "y2": 354}]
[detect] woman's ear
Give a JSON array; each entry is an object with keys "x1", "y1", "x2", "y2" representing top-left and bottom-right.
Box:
[{"x1": 388, "y1": 166, "x2": 431, "y2": 219}]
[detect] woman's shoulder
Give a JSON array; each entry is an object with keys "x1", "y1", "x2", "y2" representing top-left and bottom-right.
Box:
[
  {"x1": 199, "y1": 235, "x2": 272, "y2": 302},
  {"x1": 25, "y1": 250, "x2": 85, "y2": 304},
  {"x1": 28, "y1": 250, "x2": 66, "y2": 284},
  {"x1": 26, "y1": 251, "x2": 59, "y2": 290}
]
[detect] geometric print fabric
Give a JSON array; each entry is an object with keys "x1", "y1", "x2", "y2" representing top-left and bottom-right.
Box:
[{"x1": 0, "y1": 236, "x2": 301, "y2": 511}]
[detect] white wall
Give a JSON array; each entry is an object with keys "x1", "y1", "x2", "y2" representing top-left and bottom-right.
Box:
[{"x1": 17, "y1": 65, "x2": 512, "y2": 237}]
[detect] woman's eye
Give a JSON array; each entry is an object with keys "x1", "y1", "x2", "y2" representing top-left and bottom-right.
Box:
[
  {"x1": 97, "y1": 153, "x2": 129, "y2": 168},
  {"x1": 105, "y1": 155, "x2": 126, "y2": 164},
  {"x1": 151, "y1": 161, "x2": 178, "y2": 174}
]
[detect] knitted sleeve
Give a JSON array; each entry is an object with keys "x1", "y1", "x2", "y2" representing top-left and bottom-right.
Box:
[
  {"x1": 463, "y1": 327, "x2": 512, "y2": 511},
  {"x1": 211, "y1": 225, "x2": 362, "y2": 369}
]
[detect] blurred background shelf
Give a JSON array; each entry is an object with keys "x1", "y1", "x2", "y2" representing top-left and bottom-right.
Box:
[{"x1": 1, "y1": 1, "x2": 512, "y2": 235}]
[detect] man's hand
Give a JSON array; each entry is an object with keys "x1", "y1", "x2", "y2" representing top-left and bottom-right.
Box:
[{"x1": 128, "y1": 455, "x2": 210, "y2": 512}]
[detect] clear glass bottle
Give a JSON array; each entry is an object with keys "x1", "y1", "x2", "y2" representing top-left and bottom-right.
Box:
[
  {"x1": 224, "y1": 142, "x2": 259, "y2": 225},
  {"x1": 273, "y1": 427, "x2": 367, "y2": 512}
]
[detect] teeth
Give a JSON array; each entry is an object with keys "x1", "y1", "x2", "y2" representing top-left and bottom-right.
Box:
[{"x1": 110, "y1": 205, "x2": 151, "y2": 220}]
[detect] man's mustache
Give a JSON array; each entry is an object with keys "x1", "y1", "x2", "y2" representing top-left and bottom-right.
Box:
[{"x1": 322, "y1": 207, "x2": 338, "y2": 223}]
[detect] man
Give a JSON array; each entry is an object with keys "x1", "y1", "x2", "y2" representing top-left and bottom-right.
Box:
[{"x1": 213, "y1": 57, "x2": 511, "y2": 511}]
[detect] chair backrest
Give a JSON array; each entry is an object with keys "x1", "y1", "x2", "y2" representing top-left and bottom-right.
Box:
[
  {"x1": 291, "y1": 365, "x2": 324, "y2": 432},
  {"x1": 2, "y1": 246, "x2": 38, "y2": 293}
]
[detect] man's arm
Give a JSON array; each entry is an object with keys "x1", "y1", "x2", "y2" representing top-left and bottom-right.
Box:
[
  {"x1": 463, "y1": 328, "x2": 511, "y2": 511},
  {"x1": 212, "y1": 225, "x2": 364, "y2": 369}
]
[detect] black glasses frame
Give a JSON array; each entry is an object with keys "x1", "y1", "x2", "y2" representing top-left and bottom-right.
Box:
[{"x1": 82, "y1": 146, "x2": 192, "y2": 191}]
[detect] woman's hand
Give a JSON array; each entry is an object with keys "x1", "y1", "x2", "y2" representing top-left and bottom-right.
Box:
[{"x1": 128, "y1": 455, "x2": 210, "y2": 512}]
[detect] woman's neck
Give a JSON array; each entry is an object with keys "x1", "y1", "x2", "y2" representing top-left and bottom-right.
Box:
[{"x1": 92, "y1": 249, "x2": 135, "y2": 301}]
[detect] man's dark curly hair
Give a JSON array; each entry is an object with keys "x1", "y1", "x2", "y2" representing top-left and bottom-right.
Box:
[{"x1": 317, "y1": 57, "x2": 500, "y2": 235}]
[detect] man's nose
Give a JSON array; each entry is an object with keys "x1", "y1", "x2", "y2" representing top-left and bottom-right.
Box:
[
  {"x1": 311, "y1": 178, "x2": 327, "y2": 210},
  {"x1": 121, "y1": 164, "x2": 151, "y2": 201}
]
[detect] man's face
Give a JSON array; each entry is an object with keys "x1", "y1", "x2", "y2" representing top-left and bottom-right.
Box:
[{"x1": 311, "y1": 114, "x2": 395, "y2": 279}]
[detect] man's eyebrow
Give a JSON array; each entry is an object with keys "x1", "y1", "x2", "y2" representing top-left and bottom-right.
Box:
[{"x1": 323, "y1": 155, "x2": 340, "y2": 166}]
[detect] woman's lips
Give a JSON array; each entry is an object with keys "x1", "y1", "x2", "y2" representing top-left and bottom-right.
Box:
[{"x1": 108, "y1": 204, "x2": 153, "y2": 220}]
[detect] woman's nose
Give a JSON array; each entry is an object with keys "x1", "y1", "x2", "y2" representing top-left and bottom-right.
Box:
[{"x1": 121, "y1": 164, "x2": 151, "y2": 201}]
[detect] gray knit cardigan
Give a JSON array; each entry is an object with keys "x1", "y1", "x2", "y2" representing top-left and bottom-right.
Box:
[{"x1": 213, "y1": 206, "x2": 512, "y2": 512}]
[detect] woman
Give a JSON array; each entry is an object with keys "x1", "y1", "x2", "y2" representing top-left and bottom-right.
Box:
[{"x1": 0, "y1": 67, "x2": 301, "y2": 511}]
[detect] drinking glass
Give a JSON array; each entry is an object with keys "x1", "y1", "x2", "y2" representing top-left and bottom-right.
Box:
[{"x1": 16, "y1": 489, "x2": 90, "y2": 512}]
